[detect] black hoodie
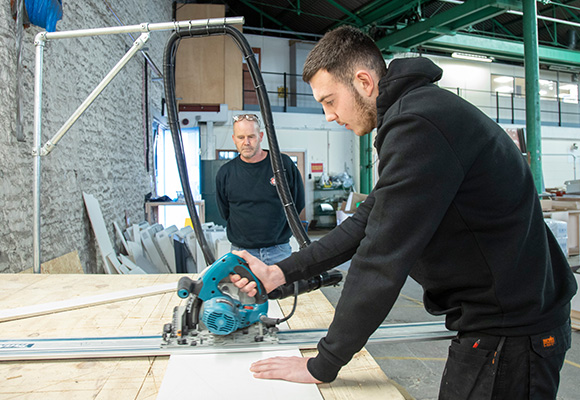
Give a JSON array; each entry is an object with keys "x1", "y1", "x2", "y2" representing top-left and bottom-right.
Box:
[{"x1": 277, "y1": 57, "x2": 577, "y2": 382}]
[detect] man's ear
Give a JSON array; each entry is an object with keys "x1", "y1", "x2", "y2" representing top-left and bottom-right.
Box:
[
  {"x1": 259, "y1": 131, "x2": 264, "y2": 141},
  {"x1": 354, "y1": 70, "x2": 375, "y2": 97}
]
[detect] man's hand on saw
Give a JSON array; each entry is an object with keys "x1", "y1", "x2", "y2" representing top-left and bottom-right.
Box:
[
  {"x1": 250, "y1": 356, "x2": 322, "y2": 384},
  {"x1": 231, "y1": 250, "x2": 286, "y2": 295}
]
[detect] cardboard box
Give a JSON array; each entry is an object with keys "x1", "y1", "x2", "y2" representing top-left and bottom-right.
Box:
[
  {"x1": 551, "y1": 211, "x2": 580, "y2": 255},
  {"x1": 336, "y1": 210, "x2": 353, "y2": 226},
  {"x1": 342, "y1": 192, "x2": 368, "y2": 213},
  {"x1": 552, "y1": 197, "x2": 580, "y2": 210},
  {"x1": 541, "y1": 199, "x2": 552, "y2": 211},
  {"x1": 337, "y1": 192, "x2": 368, "y2": 225}
]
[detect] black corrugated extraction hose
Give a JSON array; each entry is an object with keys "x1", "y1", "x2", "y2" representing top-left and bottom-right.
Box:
[
  {"x1": 163, "y1": 24, "x2": 341, "y2": 317},
  {"x1": 163, "y1": 24, "x2": 310, "y2": 266},
  {"x1": 223, "y1": 25, "x2": 311, "y2": 250},
  {"x1": 163, "y1": 32, "x2": 215, "y2": 265}
]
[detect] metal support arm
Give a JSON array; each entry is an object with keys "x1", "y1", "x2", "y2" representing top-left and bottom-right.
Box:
[
  {"x1": 40, "y1": 33, "x2": 150, "y2": 156},
  {"x1": 31, "y1": 17, "x2": 244, "y2": 274}
]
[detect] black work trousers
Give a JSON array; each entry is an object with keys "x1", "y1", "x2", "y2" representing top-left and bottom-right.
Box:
[{"x1": 438, "y1": 321, "x2": 571, "y2": 400}]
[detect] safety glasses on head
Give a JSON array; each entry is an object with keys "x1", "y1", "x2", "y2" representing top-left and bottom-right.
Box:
[{"x1": 233, "y1": 114, "x2": 260, "y2": 126}]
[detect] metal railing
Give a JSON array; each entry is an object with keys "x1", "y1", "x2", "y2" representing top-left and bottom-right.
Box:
[
  {"x1": 443, "y1": 87, "x2": 580, "y2": 127},
  {"x1": 243, "y1": 70, "x2": 322, "y2": 113},
  {"x1": 243, "y1": 69, "x2": 580, "y2": 127}
]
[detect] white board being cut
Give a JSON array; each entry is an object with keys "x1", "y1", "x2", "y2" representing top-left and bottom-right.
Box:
[{"x1": 157, "y1": 349, "x2": 322, "y2": 400}]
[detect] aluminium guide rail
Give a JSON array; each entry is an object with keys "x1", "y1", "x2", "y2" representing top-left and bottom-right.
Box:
[{"x1": 0, "y1": 321, "x2": 455, "y2": 361}]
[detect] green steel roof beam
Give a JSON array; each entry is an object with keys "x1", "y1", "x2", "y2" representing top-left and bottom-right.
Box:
[
  {"x1": 384, "y1": 45, "x2": 412, "y2": 53},
  {"x1": 537, "y1": 15, "x2": 558, "y2": 45},
  {"x1": 429, "y1": 26, "x2": 456, "y2": 36},
  {"x1": 396, "y1": 7, "x2": 511, "y2": 48},
  {"x1": 492, "y1": 18, "x2": 518, "y2": 39},
  {"x1": 561, "y1": 3, "x2": 580, "y2": 22},
  {"x1": 532, "y1": 4, "x2": 561, "y2": 45},
  {"x1": 238, "y1": 0, "x2": 301, "y2": 36},
  {"x1": 324, "y1": 0, "x2": 364, "y2": 26},
  {"x1": 359, "y1": 0, "x2": 420, "y2": 26},
  {"x1": 329, "y1": 0, "x2": 395, "y2": 28},
  {"x1": 375, "y1": 0, "x2": 521, "y2": 51},
  {"x1": 353, "y1": 0, "x2": 394, "y2": 18},
  {"x1": 424, "y1": 33, "x2": 580, "y2": 67},
  {"x1": 552, "y1": 5, "x2": 559, "y2": 46},
  {"x1": 392, "y1": 27, "x2": 457, "y2": 50},
  {"x1": 557, "y1": 1, "x2": 580, "y2": 46},
  {"x1": 330, "y1": 0, "x2": 417, "y2": 30},
  {"x1": 284, "y1": 0, "x2": 300, "y2": 15},
  {"x1": 244, "y1": 1, "x2": 343, "y2": 24}
]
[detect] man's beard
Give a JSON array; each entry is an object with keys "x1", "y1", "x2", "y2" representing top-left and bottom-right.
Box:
[
  {"x1": 241, "y1": 145, "x2": 258, "y2": 160},
  {"x1": 353, "y1": 87, "x2": 377, "y2": 136}
]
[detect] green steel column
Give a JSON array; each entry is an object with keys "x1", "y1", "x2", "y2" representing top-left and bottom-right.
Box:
[
  {"x1": 523, "y1": 0, "x2": 543, "y2": 193},
  {"x1": 359, "y1": 133, "x2": 373, "y2": 194}
]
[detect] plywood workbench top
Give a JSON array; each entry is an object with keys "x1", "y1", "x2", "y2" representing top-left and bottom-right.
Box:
[{"x1": 0, "y1": 274, "x2": 408, "y2": 399}]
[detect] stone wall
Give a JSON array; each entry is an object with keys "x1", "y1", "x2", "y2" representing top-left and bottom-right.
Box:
[{"x1": 0, "y1": 1, "x2": 172, "y2": 273}]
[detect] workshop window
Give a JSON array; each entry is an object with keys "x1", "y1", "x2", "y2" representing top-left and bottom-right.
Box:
[
  {"x1": 492, "y1": 75, "x2": 515, "y2": 96},
  {"x1": 216, "y1": 150, "x2": 239, "y2": 160},
  {"x1": 539, "y1": 79, "x2": 558, "y2": 100},
  {"x1": 492, "y1": 74, "x2": 576, "y2": 102},
  {"x1": 154, "y1": 124, "x2": 201, "y2": 227},
  {"x1": 289, "y1": 155, "x2": 299, "y2": 168},
  {"x1": 491, "y1": 75, "x2": 527, "y2": 97},
  {"x1": 559, "y1": 82, "x2": 579, "y2": 104}
]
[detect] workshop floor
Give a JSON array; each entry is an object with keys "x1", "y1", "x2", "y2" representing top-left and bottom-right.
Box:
[{"x1": 311, "y1": 231, "x2": 580, "y2": 400}]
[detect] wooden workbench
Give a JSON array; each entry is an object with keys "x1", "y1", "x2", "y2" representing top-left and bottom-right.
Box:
[{"x1": 0, "y1": 274, "x2": 408, "y2": 399}]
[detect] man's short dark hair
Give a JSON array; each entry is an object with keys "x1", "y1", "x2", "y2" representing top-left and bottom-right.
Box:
[{"x1": 302, "y1": 25, "x2": 387, "y2": 86}]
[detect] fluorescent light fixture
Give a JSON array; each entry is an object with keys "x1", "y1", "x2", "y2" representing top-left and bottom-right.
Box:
[
  {"x1": 549, "y1": 64, "x2": 580, "y2": 73},
  {"x1": 451, "y1": 52, "x2": 493, "y2": 63}
]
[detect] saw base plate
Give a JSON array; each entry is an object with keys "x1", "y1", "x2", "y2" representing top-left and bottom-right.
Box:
[{"x1": 161, "y1": 322, "x2": 279, "y2": 348}]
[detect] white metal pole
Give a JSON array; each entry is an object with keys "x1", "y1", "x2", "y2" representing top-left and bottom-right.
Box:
[
  {"x1": 41, "y1": 32, "x2": 150, "y2": 155},
  {"x1": 30, "y1": 17, "x2": 244, "y2": 273},
  {"x1": 33, "y1": 37, "x2": 45, "y2": 274},
  {"x1": 42, "y1": 17, "x2": 244, "y2": 40}
]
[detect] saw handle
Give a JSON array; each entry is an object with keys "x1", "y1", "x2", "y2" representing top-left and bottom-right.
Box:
[
  {"x1": 177, "y1": 276, "x2": 195, "y2": 299},
  {"x1": 233, "y1": 263, "x2": 268, "y2": 304},
  {"x1": 175, "y1": 254, "x2": 268, "y2": 305}
]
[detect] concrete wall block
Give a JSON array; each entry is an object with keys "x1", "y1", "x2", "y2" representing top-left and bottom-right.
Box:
[{"x1": 0, "y1": 1, "x2": 172, "y2": 273}]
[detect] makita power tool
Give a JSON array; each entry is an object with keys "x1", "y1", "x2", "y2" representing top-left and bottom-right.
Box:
[{"x1": 161, "y1": 252, "x2": 342, "y2": 348}]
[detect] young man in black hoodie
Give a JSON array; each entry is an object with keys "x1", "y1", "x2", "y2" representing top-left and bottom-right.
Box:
[{"x1": 231, "y1": 26, "x2": 577, "y2": 399}]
